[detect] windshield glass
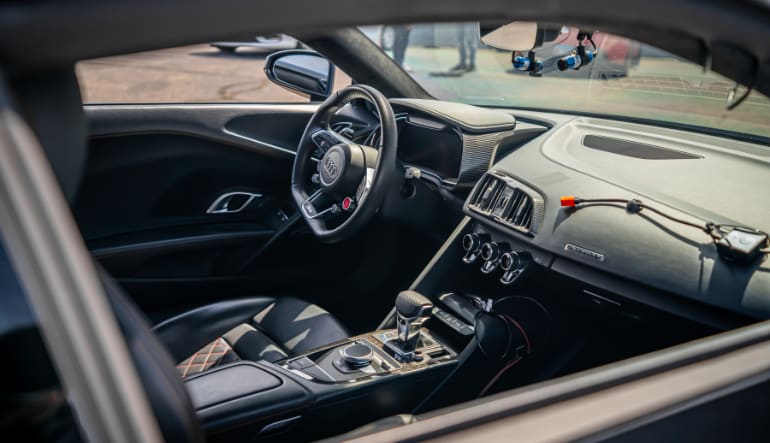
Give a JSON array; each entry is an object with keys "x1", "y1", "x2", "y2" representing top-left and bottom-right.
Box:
[{"x1": 360, "y1": 23, "x2": 770, "y2": 141}]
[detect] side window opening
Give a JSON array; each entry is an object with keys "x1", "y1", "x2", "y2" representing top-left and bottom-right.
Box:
[{"x1": 76, "y1": 37, "x2": 350, "y2": 104}]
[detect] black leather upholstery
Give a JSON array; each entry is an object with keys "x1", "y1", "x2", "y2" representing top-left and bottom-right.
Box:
[
  {"x1": 154, "y1": 296, "x2": 350, "y2": 375},
  {"x1": 250, "y1": 296, "x2": 350, "y2": 355},
  {"x1": 223, "y1": 323, "x2": 288, "y2": 362},
  {"x1": 154, "y1": 297, "x2": 275, "y2": 363},
  {"x1": 98, "y1": 268, "x2": 204, "y2": 443}
]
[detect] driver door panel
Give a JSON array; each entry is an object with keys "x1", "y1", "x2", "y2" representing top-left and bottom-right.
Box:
[{"x1": 76, "y1": 104, "x2": 363, "y2": 317}]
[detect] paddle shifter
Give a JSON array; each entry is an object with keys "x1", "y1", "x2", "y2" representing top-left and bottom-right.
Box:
[{"x1": 385, "y1": 290, "x2": 433, "y2": 361}]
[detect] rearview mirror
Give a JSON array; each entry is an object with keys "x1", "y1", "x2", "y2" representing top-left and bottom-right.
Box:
[
  {"x1": 264, "y1": 50, "x2": 335, "y2": 100},
  {"x1": 481, "y1": 22, "x2": 565, "y2": 51}
]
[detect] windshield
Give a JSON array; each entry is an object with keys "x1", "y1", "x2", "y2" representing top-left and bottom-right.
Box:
[{"x1": 360, "y1": 23, "x2": 770, "y2": 141}]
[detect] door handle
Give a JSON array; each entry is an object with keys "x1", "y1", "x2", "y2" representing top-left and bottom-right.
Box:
[{"x1": 206, "y1": 192, "x2": 262, "y2": 214}]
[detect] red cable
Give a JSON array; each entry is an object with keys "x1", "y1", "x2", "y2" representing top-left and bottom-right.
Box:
[
  {"x1": 501, "y1": 314, "x2": 531, "y2": 353},
  {"x1": 477, "y1": 314, "x2": 532, "y2": 397},
  {"x1": 478, "y1": 357, "x2": 522, "y2": 397}
]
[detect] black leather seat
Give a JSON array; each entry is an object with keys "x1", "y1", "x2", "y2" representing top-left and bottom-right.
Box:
[{"x1": 153, "y1": 297, "x2": 350, "y2": 377}]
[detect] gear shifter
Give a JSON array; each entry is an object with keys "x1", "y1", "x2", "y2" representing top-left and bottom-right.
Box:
[{"x1": 388, "y1": 290, "x2": 433, "y2": 360}]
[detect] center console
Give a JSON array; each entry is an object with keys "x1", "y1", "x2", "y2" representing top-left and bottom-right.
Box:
[
  {"x1": 184, "y1": 291, "x2": 470, "y2": 442},
  {"x1": 184, "y1": 218, "x2": 548, "y2": 442}
]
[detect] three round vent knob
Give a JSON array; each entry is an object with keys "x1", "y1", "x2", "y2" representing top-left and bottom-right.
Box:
[{"x1": 461, "y1": 232, "x2": 530, "y2": 285}]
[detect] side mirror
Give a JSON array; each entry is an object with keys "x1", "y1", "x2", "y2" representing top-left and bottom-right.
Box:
[
  {"x1": 481, "y1": 22, "x2": 565, "y2": 51},
  {"x1": 264, "y1": 50, "x2": 335, "y2": 100}
]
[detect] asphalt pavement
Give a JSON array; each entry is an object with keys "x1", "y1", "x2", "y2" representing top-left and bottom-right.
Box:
[{"x1": 77, "y1": 44, "x2": 350, "y2": 103}]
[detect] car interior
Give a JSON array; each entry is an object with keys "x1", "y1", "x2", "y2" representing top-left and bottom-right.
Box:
[{"x1": 2, "y1": 5, "x2": 770, "y2": 443}]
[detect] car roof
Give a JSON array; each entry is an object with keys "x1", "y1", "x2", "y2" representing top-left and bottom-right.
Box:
[{"x1": 1, "y1": 0, "x2": 769, "y2": 95}]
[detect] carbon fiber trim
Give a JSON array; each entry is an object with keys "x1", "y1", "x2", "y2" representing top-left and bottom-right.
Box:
[{"x1": 457, "y1": 130, "x2": 516, "y2": 186}]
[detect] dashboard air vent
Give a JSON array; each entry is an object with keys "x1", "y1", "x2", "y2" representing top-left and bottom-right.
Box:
[
  {"x1": 503, "y1": 189, "x2": 533, "y2": 229},
  {"x1": 468, "y1": 173, "x2": 544, "y2": 235},
  {"x1": 469, "y1": 175, "x2": 505, "y2": 212}
]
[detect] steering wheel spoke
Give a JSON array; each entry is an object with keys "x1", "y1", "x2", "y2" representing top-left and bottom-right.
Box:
[
  {"x1": 310, "y1": 128, "x2": 347, "y2": 152},
  {"x1": 355, "y1": 167, "x2": 376, "y2": 203},
  {"x1": 300, "y1": 189, "x2": 341, "y2": 220},
  {"x1": 354, "y1": 145, "x2": 379, "y2": 202}
]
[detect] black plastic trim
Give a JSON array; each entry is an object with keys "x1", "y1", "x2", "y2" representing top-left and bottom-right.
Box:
[
  {"x1": 550, "y1": 256, "x2": 752, "y2": 331},
  {"x1": 90, "y1": 230, "x2": 273, "y2": 259},
  {"x1": 582, "y1": 134, "x2": 704, "y2": 160},
  {"x1": 191, "y1": 361, "x2": 313, "y2": 434}
]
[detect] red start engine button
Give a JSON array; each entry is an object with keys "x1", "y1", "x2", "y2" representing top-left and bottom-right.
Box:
[{"x1": 342, "y1": 197, "x2": 354, "y2": 211}]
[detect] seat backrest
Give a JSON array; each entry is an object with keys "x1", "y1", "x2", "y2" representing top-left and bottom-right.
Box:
[
  {"x1": 99, "y1": 266, "x2": 204, "y2": 443},
  {"x1": 0, "y1": 243, "x2": 204, "y2": 442}
]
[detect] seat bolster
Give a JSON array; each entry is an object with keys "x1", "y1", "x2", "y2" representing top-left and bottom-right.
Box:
[
  {"x1": 153, "y1": 297, "x2": 275, "y2": 362},
  {"x1": 223, "y1": 324, "x2": 289, "y2": 363},
  {"x1": 257, "y1": 296, "x2": 350, "y2": 354}
]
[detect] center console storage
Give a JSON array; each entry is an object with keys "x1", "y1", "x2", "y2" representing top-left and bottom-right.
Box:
[
  {"x1": 186, "y1": 324, "x2": 464, "y2": 442},
  {"x1": 185, "y1": 362, "x2": 312, "y2": 439}
]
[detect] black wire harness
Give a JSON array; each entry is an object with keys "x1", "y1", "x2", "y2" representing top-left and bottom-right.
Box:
[{"x1": 562, "y1": 196, "x2": 769, "y2": 263}]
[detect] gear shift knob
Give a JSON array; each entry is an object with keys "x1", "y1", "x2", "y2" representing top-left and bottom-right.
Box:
[{"x1": 395, "y1": 290, "x2": 433, "y2": 354}]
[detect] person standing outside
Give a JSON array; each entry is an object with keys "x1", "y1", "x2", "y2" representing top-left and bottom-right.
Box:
[
  {"x1": 451, "y1": 22, "x2": 479, "y2": 72},
  {"x1": 392, "y1": 25, "x2": 413, "y2": 69}
]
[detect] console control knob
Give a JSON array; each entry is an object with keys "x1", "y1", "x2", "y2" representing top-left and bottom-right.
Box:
[
  {"x1": 462, "y1": 233, "x2": 480, "y2": 251},
  {"x1": 480, "y1": 242, "x2": 509, "y2": 274},
  {"x1": 480, "y1": 242, "x2": 500, "y2": 262},
  {"x1": 461, "y1": 233, "x2": 489, "y2": 264},
  {"x1": 500, "y1": 251, "x2": 520, "y2": 271},
  {"x1": 500, "y1": 251, "x2": 532, "y2": 285},
  {"x1": 340, "y1": 342, "x2": 374, "y2": 368}
]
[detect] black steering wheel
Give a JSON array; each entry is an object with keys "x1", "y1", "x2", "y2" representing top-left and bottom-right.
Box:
[{"x1": 291, "y1": 85, "x2": 398, "y2": 243}]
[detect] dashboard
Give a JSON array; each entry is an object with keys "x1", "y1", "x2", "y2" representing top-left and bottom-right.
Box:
[
  {"x1": 333, "y1": 98, "x2": 521, "y2": 188},
  {"x1": 334, "y1": 97, "x2": 770, "y2": 324},
  {"x1": 462, "y1": 110, "x2": 770, "y2": 324}
]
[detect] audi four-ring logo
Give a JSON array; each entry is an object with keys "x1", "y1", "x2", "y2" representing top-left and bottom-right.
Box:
[{"x1": 324, "y1": 156, "x2": 338, "y2": 178}]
